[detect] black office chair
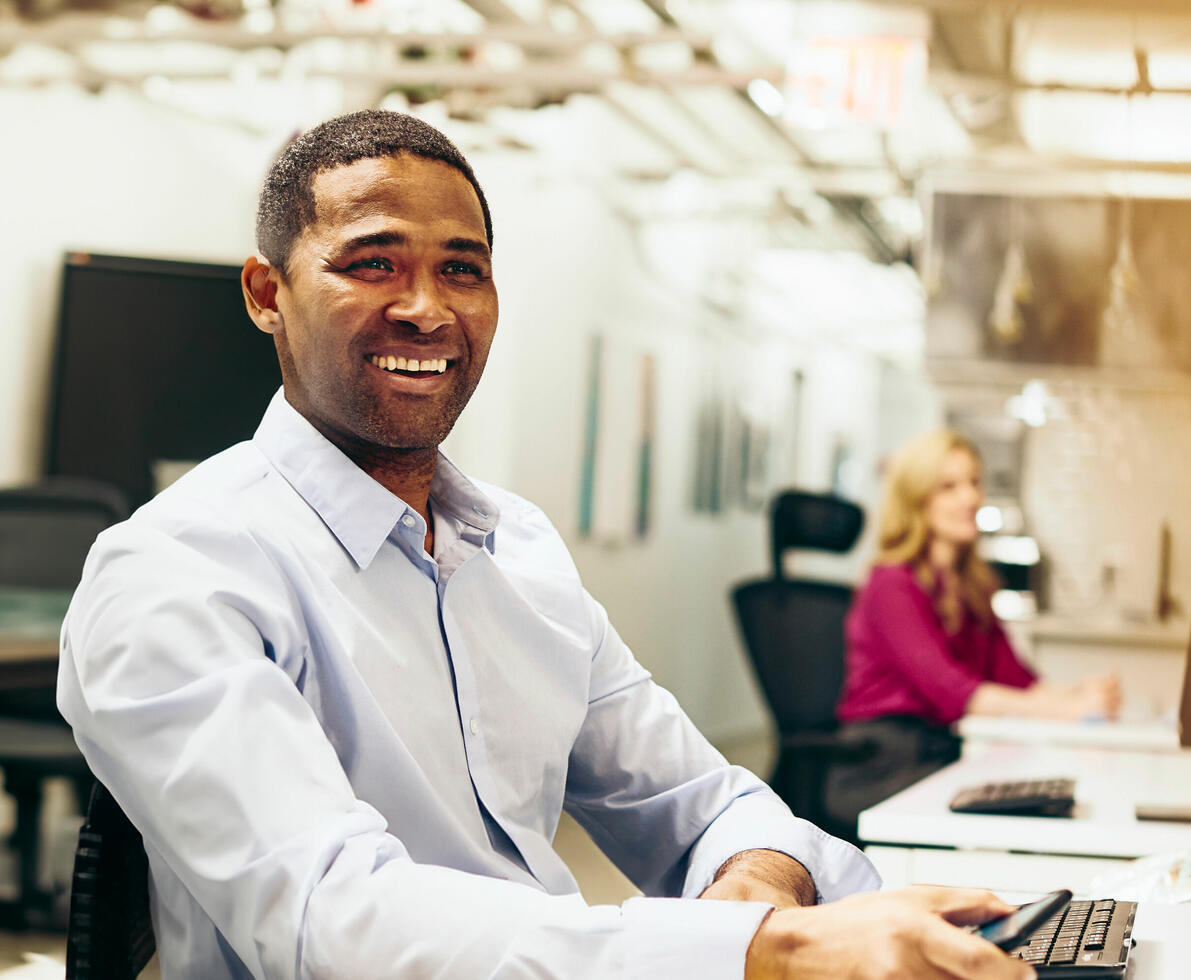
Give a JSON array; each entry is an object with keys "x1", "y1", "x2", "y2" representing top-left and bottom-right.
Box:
[
  {"x1": 66, "y1": 782, "x2": 155, "y2": 980},
  {"x1": 0, "y1": 477, "x2": 130, "y2": 926},
  {"x1": 731, "y1": 490, "x2": 875, "y2": 843},
  {"x1": 0, "y1": 478, "x2": 131, "y2": 591}
]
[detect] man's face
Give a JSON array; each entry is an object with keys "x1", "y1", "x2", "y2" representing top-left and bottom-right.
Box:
[{"x1": 266, "y1": 153, "x2": 497, "y2": 454}]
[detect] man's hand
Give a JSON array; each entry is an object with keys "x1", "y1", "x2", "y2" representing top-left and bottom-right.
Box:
[
  {"x1": 745, "y1": 886, "x2": 1036, "y2": 980},
  {"x1": 698, "y1": 849, "x2": 815, "y2": 909}
]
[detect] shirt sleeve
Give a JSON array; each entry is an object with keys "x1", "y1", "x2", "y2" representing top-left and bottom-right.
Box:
[
  {"x1": 986, "y1": 619, "x2": 1037, "y2": 689},
  {"x1": 564, "y1": 592, "x2": 880, "y2": 909},
  {"x1": 860, "y1": 568, "x2": 985, "y2": 725},
  {"x1": 56, "y1": 521, "x2": 801, "y2": 980}
]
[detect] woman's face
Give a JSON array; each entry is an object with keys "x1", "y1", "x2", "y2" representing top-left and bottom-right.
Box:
[{"x1": 924, "y1": 448, "x2": 984, "y2": 550}]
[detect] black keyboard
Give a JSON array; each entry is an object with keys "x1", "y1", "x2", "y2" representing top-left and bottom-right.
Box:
[
  {"x1": 949, "y1": 778, "x2": 1076, "y2": 816},
  {"x1": 1007, "y1": 899, "x2": 1137, "y2": 976}
]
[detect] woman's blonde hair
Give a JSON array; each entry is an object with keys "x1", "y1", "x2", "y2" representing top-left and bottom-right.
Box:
[{"x1": 874, "y1": 428, "x2": 1000, "y2": 631}]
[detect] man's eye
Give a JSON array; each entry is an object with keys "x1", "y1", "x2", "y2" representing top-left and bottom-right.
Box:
[
  {"x1": 345, "y1": 257, "x2": 393, "y2": 274},
  {"x1": 444, "y1": 260, "x2": 483, "y2": 278}
]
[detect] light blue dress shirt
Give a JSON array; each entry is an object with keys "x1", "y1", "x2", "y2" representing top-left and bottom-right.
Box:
[{"x1": 58, "y1": 390, "x2": 878, "y2": 979}]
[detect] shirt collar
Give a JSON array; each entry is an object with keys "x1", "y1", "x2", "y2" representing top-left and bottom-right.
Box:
[{"x1": 253, "y1": 389, "x2": 499, "y2": 569}]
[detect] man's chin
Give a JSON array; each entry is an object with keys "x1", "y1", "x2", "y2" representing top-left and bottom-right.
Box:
[{"x1": 364, "y1": 420, "x2": 461, "y2": 454}]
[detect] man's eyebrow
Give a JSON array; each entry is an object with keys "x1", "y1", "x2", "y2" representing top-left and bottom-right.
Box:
[
  {"x1": 336, "y1": 231, "x2": 490, "y2": 260},
  {"x1": 340, "y1": 230, "x2": 407, "y2": 252},
  {"x1": 444, "y1": 237, "x2": 491, "y2": 259}
]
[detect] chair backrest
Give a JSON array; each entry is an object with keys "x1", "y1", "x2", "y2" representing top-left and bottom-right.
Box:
[
  {"x1": 66, "y1": 782, "x2": 156, "y2": 980},
  {"x1": 0, "y1": 479, "x2": 130, "y2": 590},
  {"x1": 734, "y1": 491, "x2": 865, "y2": 733},
  {"x1": 733, "y1": 579, "x2": 853, "y2": 731}
]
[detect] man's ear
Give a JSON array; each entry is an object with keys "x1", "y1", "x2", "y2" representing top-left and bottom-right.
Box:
[{"x1": 242, "y1": 255, "x2": 282, "y2": 335}]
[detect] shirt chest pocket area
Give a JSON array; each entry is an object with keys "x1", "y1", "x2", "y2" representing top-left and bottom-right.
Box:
[{"x1": 442, "y1": 563, "x2": 593, "y2": 822}]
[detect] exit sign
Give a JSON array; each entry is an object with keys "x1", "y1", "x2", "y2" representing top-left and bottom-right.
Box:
[{"x1": 785, "y1": 34, "x2": 927, "y2": 130}]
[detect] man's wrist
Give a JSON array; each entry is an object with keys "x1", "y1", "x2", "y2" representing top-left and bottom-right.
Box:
[{"x1": 707, "y1": 849, "x2": 817, "y2": 907}]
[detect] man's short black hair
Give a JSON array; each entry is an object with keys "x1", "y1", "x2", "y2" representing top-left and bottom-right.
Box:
[{"x1": 256, "y1": 109, "x2": 493, "y2": 272}]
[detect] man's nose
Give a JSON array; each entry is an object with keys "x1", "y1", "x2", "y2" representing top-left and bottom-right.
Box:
[{"x1": 383, "y1": 271, "x2": 452, "y2": 333}]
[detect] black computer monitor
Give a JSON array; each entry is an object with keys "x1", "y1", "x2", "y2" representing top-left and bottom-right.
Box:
[{"x1": 46, "y1": 252, "x2": 281, "y2": 506}]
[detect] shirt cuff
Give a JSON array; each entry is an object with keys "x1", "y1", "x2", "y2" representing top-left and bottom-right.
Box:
[
  {"x1": 682, "y1": 784, "x2": 882, "y2": 902},
  {"x1": 621, "y1": 896, "x2": 771, "y2": 980}
]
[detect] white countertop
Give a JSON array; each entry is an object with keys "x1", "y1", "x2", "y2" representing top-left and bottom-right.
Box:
[
  {"x1": 1008, "y1": 614, "x2": 1188, "y2": 649},
  {"x1": 858, "y1": 744, "x2": 1191, "y2": 858},
  {"x1": 956, "y1": 716, "x2": 1183, "y2": 753}
]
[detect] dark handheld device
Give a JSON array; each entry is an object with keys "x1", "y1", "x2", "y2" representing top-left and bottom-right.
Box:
[
  {"x1": 949, "y1": 778, "x2": 1076, "y2": 817},
  {"x1": 975, "y1": 890, "x2": 1073, "y2": 950}
]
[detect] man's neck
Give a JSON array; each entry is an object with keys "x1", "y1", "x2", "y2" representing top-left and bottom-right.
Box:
[
  {"x1": 346, "y1": 443, "x2": 439, "y2": 555},
  {"x1": 345, "y1": 443, "x2": 439, "y2": 526},
  {"x1": 294, "y1": 410, "x2": 436, "y2": 520},
  {"x1": 290, "y1": 400, "x2": 439, "y2": 541}
]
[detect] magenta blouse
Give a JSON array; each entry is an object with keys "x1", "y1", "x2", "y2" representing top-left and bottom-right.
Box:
[{"x1": 835, "y1": 564, "x2": 1037, "y2": 727}]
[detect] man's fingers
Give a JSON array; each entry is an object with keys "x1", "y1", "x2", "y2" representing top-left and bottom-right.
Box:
[
  {"x1": 920, "y1": 916, "x2": 1037, "y2": 980},
  {"x1": 905, "y1": 885, "x2": 1019, "y2": 925}
]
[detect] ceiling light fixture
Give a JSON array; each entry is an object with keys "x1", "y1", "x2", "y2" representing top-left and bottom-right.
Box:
[{"x1": 746, "y1": 77, "x2": 785, "y2": 117}]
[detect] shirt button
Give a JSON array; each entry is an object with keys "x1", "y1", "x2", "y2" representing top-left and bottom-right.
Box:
[
  {"x1": 469, "y1": 718, "x2": 479, "y2": 735},
  {"x1": 401, "y1": 514, "x2": 415, "y2": 528}
]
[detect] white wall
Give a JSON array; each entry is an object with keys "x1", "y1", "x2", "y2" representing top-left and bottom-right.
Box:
[
  {"x1": 0, "y1": 86, "x2": 268, "y2": 483},
  {"x1": 1, "y1": 85, "x2": 926, "y2": 742}
]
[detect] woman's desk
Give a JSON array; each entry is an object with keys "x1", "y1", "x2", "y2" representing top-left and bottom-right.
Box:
[
  {"x1": 1004, "y1": 615, "x2": 1188, "y2": 720},
  {"x1": 859, "y1": 744, "x2": 1191, "y2": 894},
  {"x1": 957, "y1": 716, "x2": 1181, "y2": 753}
]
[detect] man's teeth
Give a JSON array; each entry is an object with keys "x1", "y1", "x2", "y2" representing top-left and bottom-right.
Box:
[{"x1": 370, "y1": 355, "x2": 448, "y2": 373}]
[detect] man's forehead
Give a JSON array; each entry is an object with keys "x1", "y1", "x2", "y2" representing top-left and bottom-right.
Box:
[{"x1": 308, "y1": 153, "x2": 485, "y2": 237}]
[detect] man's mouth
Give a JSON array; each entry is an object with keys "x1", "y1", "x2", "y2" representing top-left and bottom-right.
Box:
[{"x1": 369, "y1": 354, "x2": 449, "y2": 375}]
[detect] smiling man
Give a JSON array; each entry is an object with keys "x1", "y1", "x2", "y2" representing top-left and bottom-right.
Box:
[{"x1": 59, "y1": 110, "x2": 1032, "y2": 980}]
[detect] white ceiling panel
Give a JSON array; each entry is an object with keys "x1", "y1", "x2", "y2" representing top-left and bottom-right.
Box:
[
  {"x1": 1014, "y1": 13, "x2": 1138, "y2": 88},
  {"x1": 1148, "y1": 41, "x2": 1191, "y2": 89},
  {"x1": 791, "y1": 125, "x2": 886, "y2": 168},
  {"x1": 486, "y1": 95, "x2": 680, "y2": 174},
  {"x1": 668, "y1": 84, "x2": 800, "y2": 166},
  {"x1": 574, "y1": 0, "x2": 661, "y2": 34},
  {"x1": 604, "y1": 81, "x2": 737, "y2": 173},
  {"x1": 1016, "y1": 89, "x2": 1191, "y2": 163}
]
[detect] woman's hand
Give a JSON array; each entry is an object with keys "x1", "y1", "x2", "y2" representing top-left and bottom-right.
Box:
[
  {"x1": 967, "y1": 675, "x2": 1122, "y2": 721},
  {"x1": 1068, "y1": 674, "x2": 1122, "y2": 721}
]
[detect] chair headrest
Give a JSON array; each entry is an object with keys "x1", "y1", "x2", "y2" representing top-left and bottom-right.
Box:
[{"x1": 770, "y1": 491, "x2": 864, "y2": 577}]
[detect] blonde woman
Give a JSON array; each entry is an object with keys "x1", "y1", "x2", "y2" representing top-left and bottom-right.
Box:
[{"x1": 827, "y1": 428, "x2": 1120, "y2": 827}]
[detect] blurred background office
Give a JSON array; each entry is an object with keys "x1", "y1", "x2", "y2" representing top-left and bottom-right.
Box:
[{"x1": 2, "y1": 0, "x2": 1191, "y2": 970}]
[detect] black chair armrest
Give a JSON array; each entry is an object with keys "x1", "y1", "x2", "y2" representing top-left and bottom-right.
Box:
[
  {"x1": 779, "y1": 729, "x2": 879, "y2": 762},
  {"x1": 66, "y1": 782, "x2": 155, "y2": 980}
]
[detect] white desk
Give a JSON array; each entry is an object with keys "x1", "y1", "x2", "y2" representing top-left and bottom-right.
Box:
[
  {"x1": 981, "y1": 900, "x2": 1187, "y2": 980},
  {"x1": 1126, "y1": 902, "x2": 1191, "y2": 980},
  {"x1": 957, "y1": 716, "x2": 1181, "y2": 754},
  {"x1": 860, "y1": 744, "x2": 1191, "y2": 894}
]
